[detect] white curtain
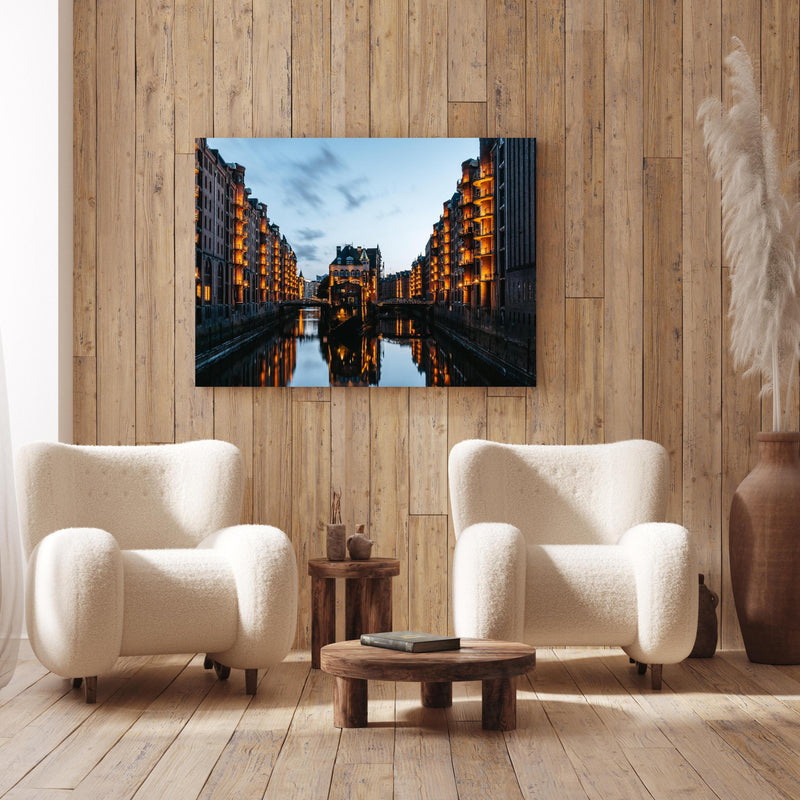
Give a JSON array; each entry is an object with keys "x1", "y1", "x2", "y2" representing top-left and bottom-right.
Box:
[{"x1": 0, "y1": 328, "x2": 22, "y2": 688}]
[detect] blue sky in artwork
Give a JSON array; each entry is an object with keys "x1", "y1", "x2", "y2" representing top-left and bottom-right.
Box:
[{"x1": 206, "y1": 137, "x2": 479, "y2": 279}]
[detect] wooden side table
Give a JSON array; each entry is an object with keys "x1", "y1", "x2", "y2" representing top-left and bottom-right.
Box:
[{"x1": 308, "y1": 557, "x2": 401, "y2": 669}]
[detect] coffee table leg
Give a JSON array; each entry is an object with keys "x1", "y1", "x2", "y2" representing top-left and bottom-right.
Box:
[
  {"x1": 345, "y1": 578, "x2": 365, "y2": 640},
  {"x1": 482, "y1": 677, "x2": 516, "y2": 731},
  {"x1": 364, "y1": 576, "x2": 392, "y2": 633},
  {"x1": 421, "y1": 681, "x2": 452, "y2": 708},
  {"x1": 311, "y1": 577, "x2": 335, "y2": 669},
  {"x1": 334, "y1": 676, "x2": 368, "y2": 728}
]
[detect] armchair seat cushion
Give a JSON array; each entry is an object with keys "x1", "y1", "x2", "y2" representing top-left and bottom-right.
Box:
[
  {"x1": 120, "y1": 549, "x2": 238, "y2": 656},
  {"x1": 523, "y1": 545, "x2": 637, "y2": 646}
]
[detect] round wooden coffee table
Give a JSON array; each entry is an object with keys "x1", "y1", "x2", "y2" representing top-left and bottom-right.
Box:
[{"x1": 320, "y1": 639, "x2": 535, "y2": 731}]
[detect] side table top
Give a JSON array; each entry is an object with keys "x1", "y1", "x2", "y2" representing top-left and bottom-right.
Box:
[
  {"x1": 308, "y1": 557, "x2": 401, "y2": 579},
  {"x1": 320, "y1": 639, "x2": 535, "y2": 683}
]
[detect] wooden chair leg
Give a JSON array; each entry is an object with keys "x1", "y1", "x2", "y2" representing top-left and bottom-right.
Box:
[
  {"x1": 72, "y1": 677, "x2": 83, "y2": 689},
  {"x1": 651, "y1": 664, "x2": 663, "y2": 690},
  {"x1": 213, "y1": 661, "x2": 231, "y2": 680},
  {"x1": 203, "y1": 655, "x2": 213, "y2": 670},
  {"x1": 245, "y1": 668, "x2": 258, "y2": 696},
  {"x1": 636, "y1": 661, "x2": 647, "y2": 675},
  {"x1": 84, "y1": 676, "x2": 97, "y2": 704}
]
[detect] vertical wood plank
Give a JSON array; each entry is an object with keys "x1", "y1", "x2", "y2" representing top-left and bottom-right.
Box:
[
  {"x1": 565, "y1": 298, "x2": 604, "y2": 445},
  {"x1": 214, "y1": 388, "x2": 254, "y2": 523},
  {"x1": 214, "y1": 0, "x2": 253, "y2": 137},
  {"x1": 565, "y1": 0, "x2": 604, "y2": 297},
  {"x1": 761, "y1": 0, "x2": 800, "y2": 431},
  {"x1": 447, "y1": 102, "x2": 487, "y2": 136},
  {"x1": 74, "y1": 0, "x2": 96, "y2": 359},
  {"x1": 643, "y1": 158, "x2": 683, "y2": 523},
  {"x1": 446, "y1": 388, "x2": 487, "y2": 632},
  {"x1": 487, "y1": 0, "x2": 526, "y2": 136},
  {"x1": 487, "y1": 395, "x2": 526, "y2": 444},
  {"x1": 409, "y1": 387, "x2": 448, "y2": 515},
  {"x1": 253, "y1": 389, "x2": 293, "y2": 531},
  {"x1": 644, "y1": 0, "x2": 682, "y2": 158},
  {"x1": 526, "y1": 0, "x2": 566, "y2": 444},
  {"x1": 73, "y1": 357, "x2": 96, "y2": 445},
  {"x1": 135, "y1": 0, "x2": 176, "y2": 444},
  {"x1": 721, "y1": 267, "x2": 758, "y2": 651},
  {"x1": 371, "y1": 0, "x2": 409, "y2": 136},
  {"x1": 292, "y1": 0, "x2": 331, "y2": 136},
  {"x1": 292, "y1": 401, "x2": 331, "y2": 648},
  {"x1": 97, "y1": 0, "x2": 136, "y2": 445},
  {"x1": 371, "y1": 388, "x2": 410, "y2": 632},
  {"x1": 604, "y1": 0, "x2": 644, "y2": 443},
  {"x1": 331, "y1": 0, "x2": 370, "y2": 137},
  {"x1": 683, "y1": 0, "x2": 722, "y2": 581},
  {"x1": 447, "y1": 0, "x2": 486, "y2": 102},
  {"x1": 174, "y1": 0, "x2": 213, "y2": 153},
  {"x1": 409, "y1": 0, "x2": 448, "y2": 136},
  {"x1": 174, "y1": 154, "x2": 213, "y2": 443},
  {"x1": 409, "y1": 515, "x2": 448, "y2": 634},
  {"x1": 254, "y1": 0, "x2": 292, "y2": 137}
]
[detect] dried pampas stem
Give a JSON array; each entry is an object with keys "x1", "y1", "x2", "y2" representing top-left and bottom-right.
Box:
[{"x1": 698, "y1": 37, "x2": 800, "y2": 431}]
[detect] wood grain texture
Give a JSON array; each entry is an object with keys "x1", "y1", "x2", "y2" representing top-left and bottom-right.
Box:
[
  {"x1": 604, "y1": 0, "x2": 644, "y2": 443},
  {"x1": 371, "y1": 0, "x2": 409, "y2": 136},
  {"x1": 292, "y1": 0, "x2": 331, "y2": 136},
  {"x1": 174, "y1": 0, "x2": 213, "y2": 152},
  {"x1": 644, "y1": 0, "x2": 682, "y2": 158},
  {"x1": 73, "y1": 0, "x2": 96, "y2": 358},
  {"x1": 447, "y1": 102, "x2": 487, "y2": 136},
  {"x1": 447, "y1": 0, "x2": 486, "y2": 102},
  {"x1": 73, "y1": 357, "x2": 96, "y2": 445},
  {"x1": 487, "y1": 0, "x2": 526, "y2": 136},
  {"x1": 331, "y1": 0, "x2": 369, "y2": 137},
  {"x1": 254, "y1": 0, "x2": 291, "y2": 137},
  {"x1": 565, "y1": 298, "x2": 603, "y2": 445},
  {"x1": 409, "y1": 514, "x2": 448, "y2": 634},
  {"x1": 565, "y1": 0, "x2": 604, "y2": 297},
  {"x1": 96, "y1": 0, "x2": 136, "y2": 445},
  {"x1": 643, "y1": 158, "x2": 683, "y2": 523},
  {"x1": 253, "y1": 388, "x2": 293, "y2": 529},
  {"x1": 409, "y1": 387, "x2": 448, "y2": 515},
  {"x1": 526, "y1": 0, "x2": 566, "y2": 445},
  {"x1": 214, "y1": 387, "x2": 254, "y2": 522},
  {"x1": 683, "y1": 0, "x2": 722, "y2": 582},
  {"x1": 486, "y1": 394, "x2": 526, "y2": 444},
  {"x1": 135, "y1": 0, "x2": 176, "y2": 444},
  {"x1": 213, "y1": 0, "x2": 253, "y2": 137},
  {"x1": 409, "y1": 0, "x2": 448, "y2": 136}
]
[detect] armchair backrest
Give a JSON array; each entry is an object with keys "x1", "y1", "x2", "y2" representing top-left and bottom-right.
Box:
[
  {"x1": 16, "y1": 440, "x2": 244, "y2": 556},
  {"x1": 449, "y1": 439, "x2": 670, "y2": 545}
]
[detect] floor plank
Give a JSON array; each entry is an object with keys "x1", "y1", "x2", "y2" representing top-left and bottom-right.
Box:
[{"x1": 1, "y1": 649, "x2": 800, "y2": 799}]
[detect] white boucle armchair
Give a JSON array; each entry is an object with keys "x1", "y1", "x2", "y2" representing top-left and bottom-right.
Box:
[
  {"x1": 449, "y1": 439, "x2": 697, "y2": 689},
  {"x1": 15, "y1": 440, "x2": 297, "y2": 702}
]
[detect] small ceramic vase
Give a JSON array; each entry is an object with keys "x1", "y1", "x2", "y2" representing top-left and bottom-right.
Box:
[
  {"x1": 326, "y1": 524, "x2": 346, "y2": 561},
  {"x1": 347, "y1": 533, "x2": 374, "y2": 560}
]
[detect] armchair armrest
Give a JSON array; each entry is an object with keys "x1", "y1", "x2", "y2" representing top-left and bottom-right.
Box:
[
  {"x1": 452, "y1": 522, "x2": 526, "y2": 641},
  {"x1": 619, "y1": 522, "x2": 698, "y2": 664},
  {"x1": 26, "y1": 528, "x2": 123, "y2": 677},
  {"x1": 199, "y1": 525, "x2": 297, "y2": 669}
]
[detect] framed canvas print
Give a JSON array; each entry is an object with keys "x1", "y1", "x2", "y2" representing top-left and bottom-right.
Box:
[{"x1": 194, "y1": 137, "x2": 536, "y2": 387}]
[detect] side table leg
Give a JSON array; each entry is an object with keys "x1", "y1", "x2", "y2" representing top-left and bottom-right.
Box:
[
  {"x1": 345, "y1": 578, "x2": 365, "y2": 640},
  {"x1": 482, "y1": 677, "x2": 516, "y2": 731},
  {"x1": 311, "y1": 576, "x2": 335, "y2": 669},
  {"x1": 364, "y1": 576, "x2": 392, "y2": 633},
  {"x1": 334, "y1": 677, "x2": 368, "y2": 728},
  {"x1": 421, "y1": 681, "x2": 452, "y2": 708}
]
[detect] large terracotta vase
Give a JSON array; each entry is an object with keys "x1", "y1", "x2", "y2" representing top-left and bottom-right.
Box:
[{"x1": 729, "y1": 432, "x2": 800, "y2": 663}]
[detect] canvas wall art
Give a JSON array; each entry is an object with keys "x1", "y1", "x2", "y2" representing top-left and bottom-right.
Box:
[{"x1": 194, "y1": 137, "x2": 536, "y2": 387}]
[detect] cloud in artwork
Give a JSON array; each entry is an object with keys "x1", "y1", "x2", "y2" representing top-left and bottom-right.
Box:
[
  {"x1": 336, "y1": 183, "x2": 369, "y2": 210},
  {"x1": 296, "y1": 227, "x2": 326, "y2": 241},
  {"x1": 293, "y1": 243, "x2": 320, "y2": 262},
  {"x1": 284, "y1": 146, "x2": 345, "y2": 210}
]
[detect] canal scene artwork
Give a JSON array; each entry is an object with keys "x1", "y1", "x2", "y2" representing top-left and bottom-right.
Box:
[{"x1": 194, "y1": 137, "x2": 536, "y2": 387}]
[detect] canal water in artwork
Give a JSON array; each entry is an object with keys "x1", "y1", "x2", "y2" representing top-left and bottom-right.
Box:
[{"x1": 196, "y1": 307, "x2": 534, "y2": 388}]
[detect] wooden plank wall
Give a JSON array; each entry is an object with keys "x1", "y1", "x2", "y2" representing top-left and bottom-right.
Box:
[{"x1": 72, "y1": 0, "x2": 798, "y2": 650}]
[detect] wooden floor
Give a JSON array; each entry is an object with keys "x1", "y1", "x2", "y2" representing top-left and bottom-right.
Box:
[{"x1": 1, "y1": 646, "x2": 799, "y2": 799}]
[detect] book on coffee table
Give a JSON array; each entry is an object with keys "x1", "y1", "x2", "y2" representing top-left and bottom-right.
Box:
[{"x1": 360, "y1": 631, "x2": 460, "y2": 653}]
